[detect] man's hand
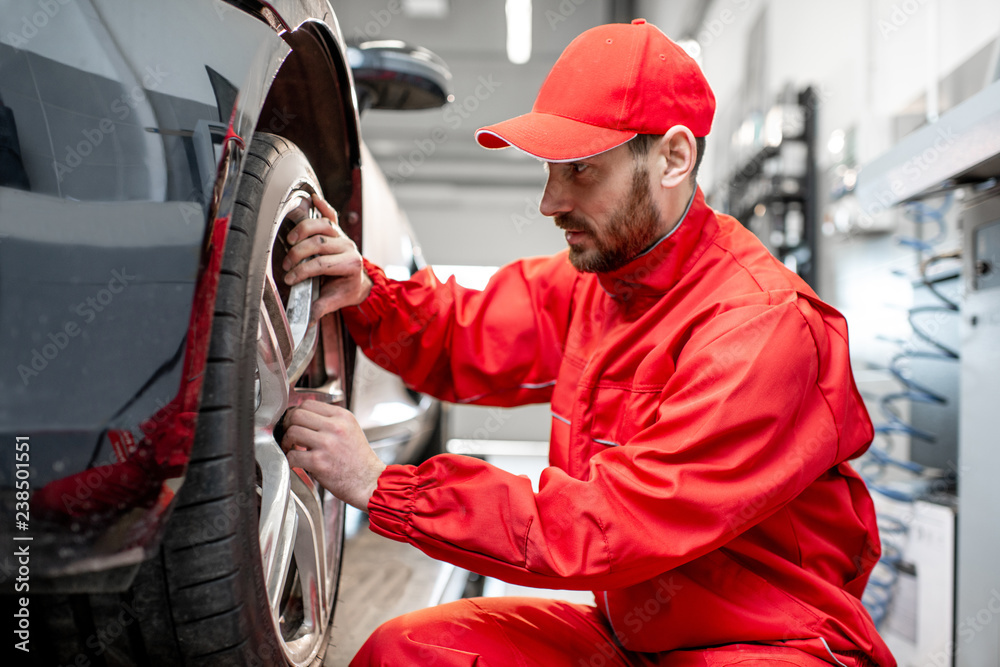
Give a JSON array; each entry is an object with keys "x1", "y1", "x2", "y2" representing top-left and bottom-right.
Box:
[
  {"x1": 281, "y1": 400, "x2": 387, "y2": 510},
  {"x1": 283, "y1": 194, "x2": 373, "y2": 322}
]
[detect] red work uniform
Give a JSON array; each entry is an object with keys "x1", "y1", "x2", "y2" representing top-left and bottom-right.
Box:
[{"x1": 342, "y1": 188, "x2": 895, "y2": 667}]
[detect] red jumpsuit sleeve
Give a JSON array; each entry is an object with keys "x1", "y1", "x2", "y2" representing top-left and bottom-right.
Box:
[
  {"x1": 341, "y1": 255, "x2": 578, "y2": 406},
  {"x1": 366, "y1": 297, "x2": 874, "y2": 590}
]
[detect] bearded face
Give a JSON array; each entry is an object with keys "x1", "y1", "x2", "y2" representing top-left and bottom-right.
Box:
[{"x1": 554, "y1": 163, "x2": 664, "y2": 273}]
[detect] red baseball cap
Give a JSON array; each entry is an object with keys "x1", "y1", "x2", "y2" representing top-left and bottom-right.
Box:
[{"x1": 475, "y1": 19, "x2": 715, "y2": 162}]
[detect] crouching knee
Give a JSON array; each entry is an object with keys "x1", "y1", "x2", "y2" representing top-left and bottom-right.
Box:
[{"x1": 350, "y1": 603, "x2": 479, "y2": 667}]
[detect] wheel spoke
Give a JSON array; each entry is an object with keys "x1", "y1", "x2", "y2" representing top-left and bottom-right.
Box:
[
  {"x1": 286, "y1": 315, "x2": 318, "y2": 387},
  {"x1": 283, "y1": 472, "x2": 326, "y2": 651},
  {"x1": 255, "y1": 312, "x2": 289, "y2": 431},
  {"x1": 255, "y1": 436, "x2": 297, "y2": 615},
  {"x1": 262, "y1": 273, "x2": 295, "y2": 369}
]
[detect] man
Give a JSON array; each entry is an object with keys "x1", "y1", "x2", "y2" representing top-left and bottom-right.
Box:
[{"x1": 280, "y1": 19, "x2": 894, "y2": 667}]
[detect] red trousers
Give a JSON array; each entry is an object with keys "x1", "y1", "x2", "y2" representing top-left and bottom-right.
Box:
[{"x1": 350, "y1": 597, "x2": 855, "y2": 666}]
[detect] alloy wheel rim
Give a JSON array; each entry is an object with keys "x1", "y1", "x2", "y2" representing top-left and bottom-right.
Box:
[{"x1": 253, "y1": 186, "x2": 343, "y2": 665}]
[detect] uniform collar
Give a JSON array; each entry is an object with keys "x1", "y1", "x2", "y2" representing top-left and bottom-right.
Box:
[{"x1": 596, "y1": 186, "x2": 717, "y2": 299}]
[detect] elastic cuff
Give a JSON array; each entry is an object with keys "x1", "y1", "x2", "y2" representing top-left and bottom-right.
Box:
[
  {"x1": 366, "y1": 464, "x2": 418, "y2": 540},
  {"x1": 349, "y1": 257, "x2": 396, "y2": 324}
]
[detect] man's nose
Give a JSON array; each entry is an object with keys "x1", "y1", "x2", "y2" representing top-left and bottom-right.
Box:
[{"x1": 539, "y1": 170, "x2": 571, "y2": 218}]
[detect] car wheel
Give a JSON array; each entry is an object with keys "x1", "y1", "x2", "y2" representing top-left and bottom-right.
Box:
[{"x1": 29, "y1": 133, "x2": 347, "y2": 667}]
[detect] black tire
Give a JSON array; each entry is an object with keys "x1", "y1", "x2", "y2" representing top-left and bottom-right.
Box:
[{"x1": 22, "y1": 134, "x2": 346, "y2": 667}]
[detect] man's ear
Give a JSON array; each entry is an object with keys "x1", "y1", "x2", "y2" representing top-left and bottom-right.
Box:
[{"x1": 656, "y1": 125, "x2": 697, "y2": 189}]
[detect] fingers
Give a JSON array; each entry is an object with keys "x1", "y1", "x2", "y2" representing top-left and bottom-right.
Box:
[
  {"x1": 311, "y1": 193, "x2": 339, "y2": 221},
  {"x1": 311, "y1": 280, "x2": 363, "y2": 320},
  {"x1": 286, "y1": 194, "x2": 338, "y2": 243},
  {"x1": 282, "y1": 198, "x2": 359, "y2": 288},
  {"x1": 280, "y1": 412, "x2": 334, "y2": 454},
  {"x1": 284, "y1": 248, "x2": 363, "y2": 287},
  {"x1": 280, "y1": 400, "x2": 352, "y2": 453},
  {"x1": 284, "y1": 447, "x2": 315, "y2": 471},
  {"x1": 285, "y1": 399, "x2": 349, "y2": 423},
  {"x1": 281, "y1": 424, "x2": 325, "y2": 454},
  {"x1": 283, "y1": 233, "x2": 353, "y2": 272},
  {"x1": 285, "y1": 215, "x2": 341, "y2": 249},
  {"x1": 280, "y1": 407, "x2": 324, "y2": 439},
  {"x1": 281, "y1": 195, "x2": 370, "y2": 314},
  {"x1": 288, "y1": 399, "x2": 347, "y2": 421},
  {"x1": 278, "y1": 398, "x2": 383, "y2": 509}
]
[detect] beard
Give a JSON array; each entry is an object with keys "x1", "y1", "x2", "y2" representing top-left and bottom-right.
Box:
[{"x1": 555, "y1": 164, "x2": 664, "y2": 274}]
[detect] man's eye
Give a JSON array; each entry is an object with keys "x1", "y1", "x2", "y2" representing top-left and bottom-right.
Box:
[{"x1": 571, "y1": 163, "x2": 589, "y2": 173}]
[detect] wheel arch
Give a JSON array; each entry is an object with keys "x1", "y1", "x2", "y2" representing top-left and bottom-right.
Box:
[
  {"x1": 255, "y1": 20, "x2": 364, "y2": 250},
  {"x1": 253, "y1": 19, "x2": 363, "y2": 406}
]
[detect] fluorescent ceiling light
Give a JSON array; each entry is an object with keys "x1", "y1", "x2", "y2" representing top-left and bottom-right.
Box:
[
  {"x1": 402, "y1": 0, "x2": 449, "y2": 19},
  {"x1": 506, "y1": 0, "x2": 532, "y2": 65}
]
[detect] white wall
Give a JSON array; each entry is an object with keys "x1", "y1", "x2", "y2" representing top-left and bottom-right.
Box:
[
  {"x1": 688, "y1": 0, "x2": 1000, "y2": 182},
  {"x1": 685, "y1": 0, "x2": 994, "y2": 357}
]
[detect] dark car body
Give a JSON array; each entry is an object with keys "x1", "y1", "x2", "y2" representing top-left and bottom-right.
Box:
[
  {"x1": 1, "y1": 0, "x2": 441, "y2": 596},
  {"x1": 0, "y1": 0, "x2": 361, "y2": 586},
  {"x1": 1, "y1": 2, "x2": 450, "y2": 664}
]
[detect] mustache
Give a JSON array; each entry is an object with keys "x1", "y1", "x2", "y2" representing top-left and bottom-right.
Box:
[{"x1": 554, "y1": 214, "x2": 591, "y2": 233}]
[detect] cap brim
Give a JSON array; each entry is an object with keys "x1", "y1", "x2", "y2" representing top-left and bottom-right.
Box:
[{"x1": 475, "y1": 112, "x2": 636, "y2": 162}]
